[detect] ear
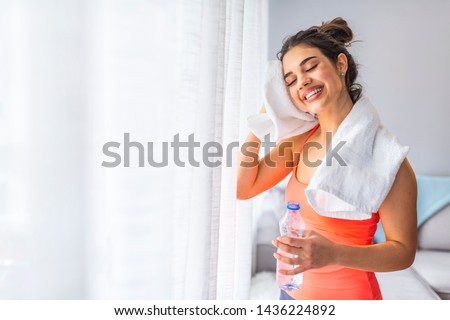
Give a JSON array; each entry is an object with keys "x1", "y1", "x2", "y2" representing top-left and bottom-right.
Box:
[{"x1": 336, "y1": 53, "x2": 348, "y2": 74}]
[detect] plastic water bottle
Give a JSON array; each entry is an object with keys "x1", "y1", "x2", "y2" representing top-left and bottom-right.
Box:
[{"x1": 276, "y1": 201, "x2": 305, "y2": 291}]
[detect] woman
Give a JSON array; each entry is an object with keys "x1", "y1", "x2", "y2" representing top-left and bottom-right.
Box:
[{"x1": 237, "y1": 17, "x2": 417, "y2": 300}]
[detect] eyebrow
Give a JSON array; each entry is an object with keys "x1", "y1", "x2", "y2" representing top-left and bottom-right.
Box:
[{"x1": 283, "y1": 56, "x2": 318, "y2": 80}]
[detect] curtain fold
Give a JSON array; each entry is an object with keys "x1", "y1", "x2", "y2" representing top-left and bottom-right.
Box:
[
  {"x1": 0, "y1": 0, "x2": 267, "y2": 299},
  {"x1": 171, "y1": 0, "x2": 267, "y2": 299}
]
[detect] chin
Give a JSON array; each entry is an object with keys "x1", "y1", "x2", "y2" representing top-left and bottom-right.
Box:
[{"x1": 303, "y1": 103, "x2": 325, "y2": 115}]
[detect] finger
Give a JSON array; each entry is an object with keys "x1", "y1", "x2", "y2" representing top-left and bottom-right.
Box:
[
  {"x1": 272, "y1": 239, "x2": 303, "y2": 255},
  {"x1": 273, "y1": 252, "x2": 301, "y2": 266},
  {"x1": 276, "y1": 243, "x2": 301, "y2": 255},
  {"x1": 272, "y1": 238, "x2": 297, "y2": 254},
  {"x1": 278, "y1": 265, "x2": 307, "y2": 276},
  {"x1": 277, "y1": 236, "x2": 306, "y2": 247}
]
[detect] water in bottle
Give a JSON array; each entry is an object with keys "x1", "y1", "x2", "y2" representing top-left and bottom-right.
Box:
[{"x1": 276, "y1": 201, "x2": 305, "y2": 291}]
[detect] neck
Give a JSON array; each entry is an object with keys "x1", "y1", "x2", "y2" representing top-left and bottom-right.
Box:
[{"x1": 316, "y1": 93, "x2": 354, "y2": 138}]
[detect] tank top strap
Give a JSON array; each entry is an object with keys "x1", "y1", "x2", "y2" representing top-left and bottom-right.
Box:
[
  {"x1": 293, "y1": 123, "x2": 320, "y2": 178},
  {"x1": 298, "y1": 123, "x2": 320, "y2": 154}
]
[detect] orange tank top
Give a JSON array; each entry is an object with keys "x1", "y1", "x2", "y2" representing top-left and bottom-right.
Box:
[{"x1": 284, "y1": 124, "x2": 382, "y2": 300}]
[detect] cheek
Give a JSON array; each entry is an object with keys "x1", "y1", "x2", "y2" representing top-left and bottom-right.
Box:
[
  {"x1": 316, "y1": 68, "x2": 333, "y2": 81},
  {"x1": 288, "y1": 87, "x2": 302, "y2": 104},
  {"x1": 318, "y1": 70, "x2": 340, "y2": 89},
  {"x1": 288, "y1": 87, "x2": 297, "y2": 99}
]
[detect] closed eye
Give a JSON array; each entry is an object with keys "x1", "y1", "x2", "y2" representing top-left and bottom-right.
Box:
[
  {"x1": 306, "y1": 64, "x2": 318, "y2": 72},
  {"x1": 286, "y1": 79, "x2": 296, "y2": 87},
  {"x1": 286, "y1": 63, "x2": 319, "y2": 87}
]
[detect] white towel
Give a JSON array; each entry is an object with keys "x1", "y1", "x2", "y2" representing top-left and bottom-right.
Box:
[
  {"x1": 305, "y1": 97, "x2": 410, "y2": 219},
  {"x1": 247, "y1": 60, "x2": 410, "y2": 220},
  {"x1": 247, "y1": 60, "x2": 318, "y2": 141}
]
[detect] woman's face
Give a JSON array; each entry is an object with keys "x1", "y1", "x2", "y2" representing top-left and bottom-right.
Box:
[{"x1": 282, "y1": 44, "x2": 347, "y2": 115}]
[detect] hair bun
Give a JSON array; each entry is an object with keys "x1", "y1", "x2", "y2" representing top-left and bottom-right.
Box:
[{"x1": 318, "y1": 17, "x2": 353, "y2": 46}]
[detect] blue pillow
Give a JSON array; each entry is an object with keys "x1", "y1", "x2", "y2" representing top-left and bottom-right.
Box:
[{"x1": 373, "y1": 175, "x2": 450, "y2": 243}]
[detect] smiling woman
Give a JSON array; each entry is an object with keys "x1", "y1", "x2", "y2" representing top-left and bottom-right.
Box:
[
  {"x1": 279, "y1": 19, "x2": 361, "y2": 114},
  {"x1": 237, "y1": 17, "x2": 417, "y2": 300}
]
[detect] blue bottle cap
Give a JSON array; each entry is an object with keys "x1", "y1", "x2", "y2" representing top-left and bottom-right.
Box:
[{"x1": 286, "y1": 201, "x2": 300, "y2": 210}]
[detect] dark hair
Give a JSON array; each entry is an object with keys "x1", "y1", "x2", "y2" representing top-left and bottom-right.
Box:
[{"x1": 277, "y1": 17, "x2": 362, "y2": 103}]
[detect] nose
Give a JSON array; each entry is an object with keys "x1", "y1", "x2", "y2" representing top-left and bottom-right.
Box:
[{"x1": 296, "y1": 73, "x2": 311, "y2": 91}]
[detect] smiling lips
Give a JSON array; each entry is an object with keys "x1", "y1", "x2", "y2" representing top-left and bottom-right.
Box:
[{"x1": 303, "y1": 86, "x2": 323, "y2": 101}]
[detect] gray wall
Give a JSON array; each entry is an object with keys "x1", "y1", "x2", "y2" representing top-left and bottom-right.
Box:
[{"x1": 269, "y1": 0, "x2": 450, "y2": 176}]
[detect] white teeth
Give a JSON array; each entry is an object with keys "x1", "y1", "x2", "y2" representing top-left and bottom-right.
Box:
[{"x1": 305, "y1": 87, "x2": 322, "y2": 100}]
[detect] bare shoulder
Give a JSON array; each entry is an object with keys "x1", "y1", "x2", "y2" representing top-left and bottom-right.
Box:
[
  {"x1": 277, "y1": 130, "x2": 313, "y2": 165},
  {"x1": 380, "y1": 158, "x2": 417, "y2": 221},
  {"x1": 378, "y1": 158, "x2": 418, "y2": 253},
  {"x1": 387, "y1": 158, "x2": 417, "y2": 203}
]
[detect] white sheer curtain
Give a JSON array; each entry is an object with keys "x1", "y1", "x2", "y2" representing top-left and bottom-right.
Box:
[{"x1": 0, "y1": 0, "x2": 267, "y2": 299}]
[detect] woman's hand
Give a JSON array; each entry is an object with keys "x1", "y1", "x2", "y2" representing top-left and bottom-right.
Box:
[{"x1": 272, "y1": 230, "x2": 339, "y2": 275}]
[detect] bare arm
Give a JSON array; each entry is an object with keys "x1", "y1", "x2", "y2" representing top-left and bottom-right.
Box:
[
  {"x1": 237, "y1": 106, "x2": 303, "y2": 200},
  {"x1": 273, "y1": 158, "x2": 418, "y2": 273},
  {"x1": 237, "y1": 132, "x2": 296, "y2": 200},
  {"x1": 334, "y1": 158, "x2": 418, "y2": 271}
]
